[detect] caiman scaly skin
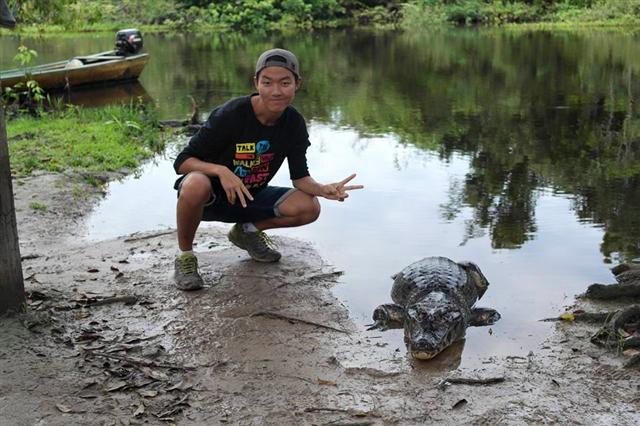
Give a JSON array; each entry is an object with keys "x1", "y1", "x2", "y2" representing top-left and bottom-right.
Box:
[{"x1": 372, "y1": 256, "x2": 500, "y2": 360}]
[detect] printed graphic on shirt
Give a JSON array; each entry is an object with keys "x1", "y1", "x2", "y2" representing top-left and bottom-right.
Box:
[{"x1": 233, "y1": 140, "x2": 273, "y2": 189}]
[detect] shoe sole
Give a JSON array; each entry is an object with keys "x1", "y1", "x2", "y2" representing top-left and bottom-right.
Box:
[{"x1": 175, "y1": 282, "x2": 204, "y2": 291}]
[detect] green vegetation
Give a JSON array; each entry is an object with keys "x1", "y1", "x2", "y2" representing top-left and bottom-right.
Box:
[
  {"x1": 4, "y1": 0, "x2": 640, "y2": 32},
  {"x1": 3, "y1": 44, "x2": 47, "y2": 113},
  {"x1": 28, "y1": 202, "x2": 47, "y2": 211},
  {"x1": 6, "y1": 104, "x2": 162, "y2": 177}
]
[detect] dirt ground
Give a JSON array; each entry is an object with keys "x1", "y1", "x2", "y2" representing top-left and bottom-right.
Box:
[{"x1": 1, "y1": 171, "x2": 639, "y2": 425}]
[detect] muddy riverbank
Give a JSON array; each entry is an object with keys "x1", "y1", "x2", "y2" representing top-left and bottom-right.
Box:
[{"x1": 1, "y1": 171, "x2": 639, "y2": 425}]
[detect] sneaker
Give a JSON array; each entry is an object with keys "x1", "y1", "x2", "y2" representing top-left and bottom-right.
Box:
[
  {"x1": 174, "y1": 253, "x2": 204, "y2": 291},
  {"x1": 227, "y1": 224, "x2": 282, "y2": 263}
]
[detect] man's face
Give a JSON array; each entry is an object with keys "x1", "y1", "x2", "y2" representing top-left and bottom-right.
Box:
[{"x1": 254, "y1": 66, "x2": 300, "y2": 114}]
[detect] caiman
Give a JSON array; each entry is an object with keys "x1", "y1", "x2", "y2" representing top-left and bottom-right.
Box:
[{"x1": 369, "y1": 256, "x2": 501, "y2": 360}]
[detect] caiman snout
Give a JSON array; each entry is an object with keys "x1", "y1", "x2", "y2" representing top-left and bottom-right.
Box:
[
  {"x1": 409, "y1": 337, "x2": 440, "y2": 360},
  {"x1": 407, "y1": 332, "x2": 448, "y2": 360},
  {"x1": 405, "y1": 302, "x2": 465, "y2": 360}
]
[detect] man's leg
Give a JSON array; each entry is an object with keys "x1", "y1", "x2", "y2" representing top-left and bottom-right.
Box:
[
  {"x1": 255, "y1": 190, "x2": 321, "y2": 230},
  {"x1": 228, "y1": 190, "x2": 320, "y2": 262},
  {"x1": 177, "y1": 172, "x2": 213, "y2": 250},
  {"x1": 174, "y1": 172, "x2": 212, "y2": 290}
]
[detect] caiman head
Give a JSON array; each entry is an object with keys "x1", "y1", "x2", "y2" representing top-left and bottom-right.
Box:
[{"x1": 404, "y1": 292, "x2": 467, "y2": 360}]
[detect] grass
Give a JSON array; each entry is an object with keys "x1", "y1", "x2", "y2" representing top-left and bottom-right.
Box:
[
  {"x1": 6, "y1": 104, "x2": 163, "y2": 177},
  {"x1": 0, "y1": 24, "x2": 168, "y2": 36},
  {"x1": 28, "y1": 202, "x2": 47, "y2": 211}
]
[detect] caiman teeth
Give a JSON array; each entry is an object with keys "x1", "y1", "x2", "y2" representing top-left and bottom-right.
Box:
[{"x1": 412, "y1": 351, "x2": 437, "y2": 360}]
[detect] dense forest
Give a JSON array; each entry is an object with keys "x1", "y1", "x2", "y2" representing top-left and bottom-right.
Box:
[{"x1": 5, "y1": 0, "x2": 640, "y2": 31}]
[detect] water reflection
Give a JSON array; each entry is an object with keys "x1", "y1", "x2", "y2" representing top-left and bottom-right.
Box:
[
  {"x1": 410, "y1": 340, "x2": 465, "y2": 373},
  {"x1": 4, "y1": 29, "x2": 640, "y2": 365},
  {"x1": 50, "y1": 81, "x2": 151, "y2": 108}
]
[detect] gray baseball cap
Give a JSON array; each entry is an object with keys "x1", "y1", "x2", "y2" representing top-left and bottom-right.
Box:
[{"x1": 255, "y1": 48, "x2": 300, "y2": 79}]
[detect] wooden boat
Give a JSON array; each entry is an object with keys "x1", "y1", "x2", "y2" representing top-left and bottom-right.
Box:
[{"x1": 0, "y1": 50, "x2": 149, "y2": 91}]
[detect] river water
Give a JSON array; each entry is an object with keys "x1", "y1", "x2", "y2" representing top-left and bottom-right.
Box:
[{"x1": 3, "y1": 29, "x2": 640, "y2": 367}]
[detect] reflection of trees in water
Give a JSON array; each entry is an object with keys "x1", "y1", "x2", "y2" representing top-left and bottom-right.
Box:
[
  {"x1": 434, "y1": 84, "x2": 640, "y2": 256},
  {"x1": 463, "y1": 156, "x2": 538, "y2": 249},
  {"x1": 438, "y1": 126, "x2": 539, "y2": 249},
  {"x1": 353, "y1": 31, "x2": 640, "y2": 260},
  {"x1": 572, "y1": 176, "x2": 640, "y2": 263},
  {"x1": 24, "y1": 30, "x2": 636, "y2": 259},
  {"x1": 559, "y1": 68, "x2": 640, "y2": 262}
]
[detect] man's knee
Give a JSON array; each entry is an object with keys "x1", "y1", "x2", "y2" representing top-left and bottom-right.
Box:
[
  {"x1": 306, "y1": 196, "x2": 321, "y2": 222},
  {"x1": 279, "y1": 191, "x2": 321, "y2": 223},
  {"x1": 178, "y1": 172, "x2": 212, "y2": 205}
]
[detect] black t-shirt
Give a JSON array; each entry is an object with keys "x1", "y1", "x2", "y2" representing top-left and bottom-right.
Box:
[{"x1": 173, "y1": 95, "x2": 310, "y2": 193}]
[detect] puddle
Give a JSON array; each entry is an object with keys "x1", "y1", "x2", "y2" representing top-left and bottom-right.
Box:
[{"x1": 85, "y1": 123, "x2": 613, "y2": 368}]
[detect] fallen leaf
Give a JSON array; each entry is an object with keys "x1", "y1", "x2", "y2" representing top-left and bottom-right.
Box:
[
  {"x1": 75, "y1": 332, "x2": 102, "y2": 342},
  {"x1": 166, "y1": 379, "x2": 194, "y2": 391},
  {"x1": 74, "y1": 311, "x2": 91, "y2": 320},
  {"x1": 559, "y1": 312, "x2": 575, "y2": 321},
  {"x1": 78, "y1": 389, "x2": 101, "y2": 399},
  {"x1": 56, "y1": 403, "x2": 72, "y2": 413},
  {"x1": 317, "y1": 379, "x2": 337, "y2": 386},
  {"x1": 139, "y1": 366, "x2": 170, "y2": 382},
  {"x1": 138, "y1": 389, "x2": 159, "y2": 398},
  {"x1": 27, "y1": 290, "x2": 48, "y2": 300},
  {"x1": 623, "y1": 348, "x2": 640, "y2": 357},
  {"x1": 452, "y1": 399, "x2": 468, "y2": 410},
  {"x1": 104, "y1": 380, "x2": 128, "y2": 392},
  {"x1": 133, "y1": 403, "x2": 145, "y2": 417}
]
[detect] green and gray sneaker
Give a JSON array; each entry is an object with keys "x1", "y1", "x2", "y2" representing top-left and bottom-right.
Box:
[
  {"x1": 174, "y1": 252, "x2": 204, "y2": 291},
  {"x1": 228, "y1": 224, "x2": 282, "y2": 263}
]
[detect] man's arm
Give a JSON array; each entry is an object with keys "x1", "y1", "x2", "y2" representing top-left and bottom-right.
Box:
[
  {"x1": 178, "y1": 158, "x2": 253, "y2": 207},
  {"x1": 177, "y1": 157, "x2": 225, "y2": 176},
  {"x1": 293, "y1": 174, "x2": 363, "y2": 201}
]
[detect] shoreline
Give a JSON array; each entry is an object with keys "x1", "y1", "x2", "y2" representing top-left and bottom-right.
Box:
[{"x1": 2, "y1": 169, "x2": 639, "y2": 424}]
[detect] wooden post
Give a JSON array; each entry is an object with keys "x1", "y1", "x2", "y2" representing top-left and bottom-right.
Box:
[
  {"x1": 0, "y1": 100, "x2": 25, "y2": 315},
  {"x1": 0, "y1": 0, "x2": 25, "y2": 315}
]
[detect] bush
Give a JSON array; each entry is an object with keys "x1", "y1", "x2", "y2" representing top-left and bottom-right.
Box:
[{"x1": 401, "y1": 2, "x2": 449, "y2": 27}]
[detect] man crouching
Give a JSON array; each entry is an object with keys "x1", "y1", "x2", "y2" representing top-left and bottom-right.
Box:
[{"x1": 173, "y1": 48, "x2": 363, "y2": 290}]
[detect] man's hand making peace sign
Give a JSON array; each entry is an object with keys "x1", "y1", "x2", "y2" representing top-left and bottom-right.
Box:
[
  {"x1": 319, "y1": 173, "x2": 364, "y2": 202},
  {"x1": 292, "y1": 173, "x2": 363, "y2": 203}
]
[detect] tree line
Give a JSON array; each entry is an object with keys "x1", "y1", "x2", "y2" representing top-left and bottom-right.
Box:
[{"x1": 5, "y1": 0, "x2": 640, "y2": 31}]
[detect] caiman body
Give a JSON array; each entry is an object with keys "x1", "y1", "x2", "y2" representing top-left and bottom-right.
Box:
[{"x1": 371, "y1": 256, "x2": 500, "y2": 360}]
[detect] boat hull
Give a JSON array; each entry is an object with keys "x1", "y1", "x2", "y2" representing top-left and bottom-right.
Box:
[{"x1": 0, "y1": 53, "x2": 149, "y2": 91}]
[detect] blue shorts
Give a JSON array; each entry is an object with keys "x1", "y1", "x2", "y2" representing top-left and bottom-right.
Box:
[{"x1": 178, "y1": 181, "x2": 295, "y2": 223}]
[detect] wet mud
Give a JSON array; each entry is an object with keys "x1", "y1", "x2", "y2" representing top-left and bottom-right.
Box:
[{"x1": 1, "y1": 172, "x2": 639, "y2": 425}]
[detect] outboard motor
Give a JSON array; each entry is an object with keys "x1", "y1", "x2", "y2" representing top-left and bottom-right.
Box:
[
  {"x1": 115, "y1": 29, "x2": 143, "y2": 56},
  {"x1": 0, "y1": 0, "x2": 16, "y2": 29}
]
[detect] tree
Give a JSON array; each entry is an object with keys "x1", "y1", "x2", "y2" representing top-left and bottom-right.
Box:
[{"x1": 0, "y1": 0, "x2": 25, "y2": 315}]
